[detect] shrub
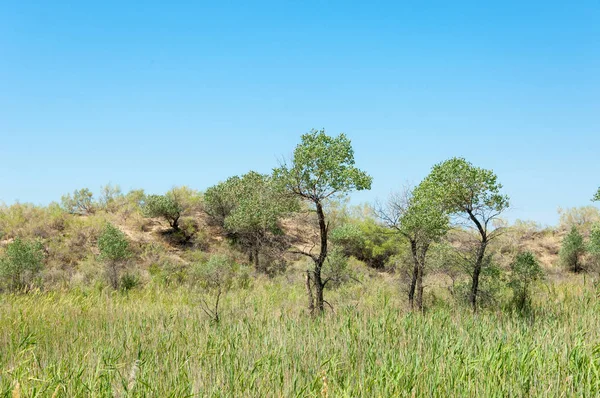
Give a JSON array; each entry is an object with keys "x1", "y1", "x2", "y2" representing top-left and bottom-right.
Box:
[
  {"x1": 508, "y1": 251, "x2": 544, "y2": 315},
  {"x1": 588, "y1": 223, "x2": 600, "y2": 273},
  {"x1": 190, "y1": 254, "x2": 239, "y2": 322},
  {"x1": 0, "y1": 238, "x2": 44, "y2": 292},
  {"x1": 98, "y1": 223, "x2": 130, "y2": 289},
  {"x1": 558, "y1": 206, "x2": 600, "y2": 232},
  {"x1": 61, "y1": 188, "x2": 95, "y2": 215},
  {"x1": 559, "y1": 226, "x2": 585, "y2": 273}
]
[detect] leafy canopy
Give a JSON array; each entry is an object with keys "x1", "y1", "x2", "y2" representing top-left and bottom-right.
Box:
[
  {"x1": 205, "y1": 171, "x2": 297, "y2": 236},
  {"x1": 273, "y1": 129, "x2": 372, "y2": 202},
  {"x1": 98, "y1": 224, "x2": 130, "y2": 262},
  {"x1": 419, "y1": 157, "x2": 509, "y2": 232},
  {"x1": 402, "y1": 183, "x2": 450, "y2": 243},
  {"x1": 0, "y1": 238, "x2": 44, "y2": 291},
  {"x1": 61, "y1": 188, "x2": 95, "y2": 215},
  {"x1": 559, "y1": 226, "x2": 585, "y2": 272},
  {"x1": 142, "y1": 194, "x2": 183, "y2": 226},
  {"x1": 593, "y1": 188, "x2": 600, "y2": 202}
]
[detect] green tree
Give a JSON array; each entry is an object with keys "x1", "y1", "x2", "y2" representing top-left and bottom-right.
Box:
[
  {"x1": 508, "y1": 251, "x2": 543, "y2": 314},
  {"x1": 0, "y1": 238, "x2": 44, "y2": 292},
  {"x1": 61, "y1": 188, "x2": 95, "y2": 215},
  {"x1": 205, "y1": 171, "x2": 298, "y2": 273},
  {"x1": 273, "y1": 129, "x2": 372, "y2": 314},
  {"x1": 98, "y1": 183, "x2": 124, "y2": 213},
  {"x1": 420, "y1": 157, "x2": 509, "y2": 312},
  {"x1": 142, "y1": 187, "x2": 201, "y2": 241},
  {"x1": 559, "y1": 226, "x2": 585, "y2": 273},
  {"x1": 98, "y1": 223, "x2": 130, "y2": 289},
  {"x1": 142, "y1": 194, "x2": 183, "y2": 230},
  {"x1": 191, "y1": 254, "x2": 238, "y2": 323},
  {"x1": 375, "y1": 184, "x2": 449, "y2": 311},
  {"x1": 588, "y1": 223, "x2": 600, "y2": 271},
  {"x1": 593, "y1": 188, "x2": 600, "y2": 202},
  {"x1": 330, "y1": 217, "x2": 402, "y2": 269}
]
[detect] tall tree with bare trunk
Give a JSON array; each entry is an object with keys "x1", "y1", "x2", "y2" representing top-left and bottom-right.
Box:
[
  {"x1": 420, "y1": 157, "x2": 509, "y2": 312},
  {"x1": 375, "y1": 184, "x2": 449, "y2": 311},
  {"x1": 274, "y1": 129, "x2": 372, "y2": 314}
]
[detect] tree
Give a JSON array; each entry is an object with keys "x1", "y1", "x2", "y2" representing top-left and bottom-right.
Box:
[
  {"x1": 98, "y1": 223, "x2": 130, "y2": 289},
  {"x1": 593, "y1": 188, "x2": 600, "y2": 202},
  {"x1": 375, "y1": 184, "x2": 449, "y2": 311},
  {"x1": 191, "y1": 254, "x2": 238, "y2": 323},
  {"x1": 330, "y1": 217, "x2": 402, "y2": 269},
  {"x1": 588, "y1": 223, "x2": 600, "y2": 272},
  {"x1": 142, "y1": 194, "x2": 183, "y2": 230},
  {"x1": 273, "y1": 129, "x2": 372, "y2": 314},
  {"x1": 420, "y1": 157, "x2": 509, "y2": 312},
  {"x1": 204, "y1": 172, "x2": 298, "y2": 273},
  {"x1": 559, "y1": 226, "x2": 585, "y2": 273},
  {"x1": 508, "y1": 251, "x2": 543, "y2": 315},
  {"x1": 0, "y1": 238, "x2": 44, "y2": 292},
  {"x1": 142, "y1": 187, "x2": 202, "y2": 241},
  {"x1": 61, "y1": 188, "x2": 95, "y2": 215},
  {"x1": 98, "y1": 184, "x2": 124, "y2": 213}
]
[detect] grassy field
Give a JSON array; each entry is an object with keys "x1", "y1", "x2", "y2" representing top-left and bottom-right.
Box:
[{"x1": 1, "y1": 276, "x2": 599, "y2": 397}]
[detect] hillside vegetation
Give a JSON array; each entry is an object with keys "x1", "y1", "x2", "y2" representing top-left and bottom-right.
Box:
[{"x1": 2, "y1": 130, "x2": 600, "y2": 396}]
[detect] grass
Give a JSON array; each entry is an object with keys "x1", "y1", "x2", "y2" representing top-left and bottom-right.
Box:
[{"x1": 1, "y1": 276, "x2": 599, "y2": 397}]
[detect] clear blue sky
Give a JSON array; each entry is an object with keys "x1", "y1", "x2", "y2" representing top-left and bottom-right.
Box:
[{"x1": 1, "y1": 1, "x2": 599, "y2": 225}]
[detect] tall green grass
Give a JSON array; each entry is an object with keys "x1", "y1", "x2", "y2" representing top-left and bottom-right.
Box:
[{"x1": 1, "y1": 277, "x2": 599, "y2": 397}]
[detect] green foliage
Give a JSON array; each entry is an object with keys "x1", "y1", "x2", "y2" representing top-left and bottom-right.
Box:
[
  {"x1": 588, "y1": 224, "x2": 600, "y2": 271},
  {"x1": 119, "y1": 273, "x2": 140, "y2": 291},
  {"x1": 273, "y1": 129, "x2": 372, "y2": 201},
  {"x1": 421, "y1": 157, "x2": 509, "y2": 217},
  {"x1": 205, "y1": 171, "x2": 297, "y2": 237},
  {"x1": 330, "y1": 218, "x2": 402, "y2": 268},
  {"x1": 560, "y1": 226, "x2": 586, "y2": 273},
  {"x1": 98, "y1": 223, "x2": 130, "y2": 289},
  {"x1": 0, "y1": 238, "x2": 44, "y2": 291},
  {"x1": 508, "y1": 251, "x2": 544, "y2": 314},
  {"x1": 593, "y1": 188, "x2": 600, "y2": 202},
  {"x1": 205, "y1": 172, "x2": 298, "y2": 271},
  {"x1": 142, "y1": 187, "x2": 202, "y2": 242},
  {"x1": 98, "y1": 224, "x2": 130, "y2": 262},
  {"x1": 98, "y1": 184, "x2": 124, "y2": 213},
  {"x1": 190, "y1": 254, "x2": 242, "y2": 322},
  {"x1": 403, "y1": 185, "x2": 450, "y2": 245},
  {"x1": 191, "y1": 254, "x2": 237, "y2": 292},
  {"x1": 142, "y1": 194, "x2": 183, "y2": 229},
  {"x1": 61, "y1": 188, "x2": 95, "y2": 215}
]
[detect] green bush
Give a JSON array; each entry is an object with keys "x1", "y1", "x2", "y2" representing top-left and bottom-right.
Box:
[
  {"x1": 508, "y1": 251, "x2": 544, "y2": 315},
  {"x1": 61, "y1": 188, "x2": 95, "y2": 215},
  {"x1": 0, "y1": 238, "x2": 44, "y2": 292},
  {"x1": 559, "y1": 226, "x2": 586, "y2": 273},
  {"x1": 98, "y1": 223, "x2": 130, "y2": 289}
]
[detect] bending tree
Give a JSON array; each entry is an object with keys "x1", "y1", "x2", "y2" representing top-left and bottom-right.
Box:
[
  {"x1": 273, "y1": 129, "x2": 372, "y2": 314},
  {"x1": 376, "y1": 184, "x2": 449, "y2": 311},
  {"x1": 421, "y1": 157, "x2": 509, "y2": 312},
  {"x1": 142, "y1": 187, "x2": 202, "y2": 240},
  {"x1": 204, "y1": 171, "x2": 298, "y2": 273}
]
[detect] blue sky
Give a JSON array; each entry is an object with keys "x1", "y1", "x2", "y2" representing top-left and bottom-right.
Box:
[{"x1": 1, "y1": 1, "x2": 599, "y2": 225}]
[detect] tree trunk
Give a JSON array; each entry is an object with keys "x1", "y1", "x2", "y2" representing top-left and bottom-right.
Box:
[
  {"x1": 313, "y1": 201, "x2": 328, "y2": 314},
  {"x1": 470, "y1": 240, "x2": 487, "y2": 312},
  {"x1": 171, "y1": 215, "x2": 180, "y2": 231},
  {"x1": 253, "y1": 247, "x2": 261, "y2": 272},
  {"x1": 306, "y1": 270, "x2": 315, "y2": 314},
  {"x1": 415, "y1": 264, "x2": 424, "y2": 312},
  {"x1": 408, "y1": 240, "x2": 419, "y2": 309}
]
